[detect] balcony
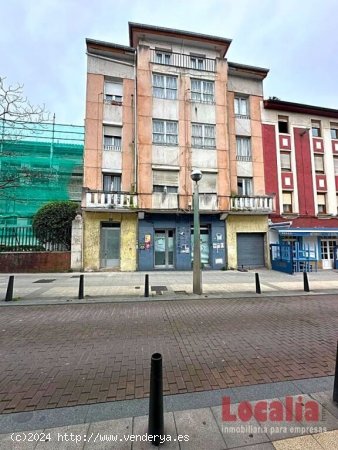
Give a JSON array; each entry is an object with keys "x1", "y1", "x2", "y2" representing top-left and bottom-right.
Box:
[
  {"x1": 152, "y1": 192, "x2": 178, "y2": 209},
  {"x1": 84, "y1": 190, "x2": 137, "y2": 209},
  {"x1": 199, "y1": 193, "x2": 218, "y2": 210},
  {"x1": 150, "y1": 49, "x2": 216, "y2": 72},
  {"x1": 230, "y1": 195, "x2": 273, "y2": 213}
]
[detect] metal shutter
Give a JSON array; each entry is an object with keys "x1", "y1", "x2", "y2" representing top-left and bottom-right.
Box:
[
  {"x1": 237, "y1": 233, "x2": 265, "y2": 268},
  {"x1": 198, "y1": 173, "x2": 217, "y2": 193},
  {"x1": 153, "y1": 170, "x2": 179, "y2": 186}
]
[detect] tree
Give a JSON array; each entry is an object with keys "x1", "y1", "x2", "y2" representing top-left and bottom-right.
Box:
[
  {"x1": 0, "y1": 76, "x2": 50, "y2": 192},
  {"x1": 33, "y1": 201, "x2": 78, "y2": 250}
]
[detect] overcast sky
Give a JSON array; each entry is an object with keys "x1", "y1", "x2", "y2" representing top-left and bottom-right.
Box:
[{"x1": 2, "y1": 0, "x2": 337, "y2": 125}]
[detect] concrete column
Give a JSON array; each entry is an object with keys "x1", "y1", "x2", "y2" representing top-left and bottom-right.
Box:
[{"x1": 71, "y1": 214, "x2": 83, "y2": 271}]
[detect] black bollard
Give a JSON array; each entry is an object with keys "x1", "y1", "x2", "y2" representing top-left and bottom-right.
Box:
[
  {"x1": 255, "y1": 273, "x2": 261, "y2": 294},
  {"x1": 145, "y1": 274, "x2": 149, "y2": 298},
  {"x1": 333, "y1": 342, "x2": 338, "y2": 403},
  {"x1": 303, "y1": 271, "x2": 310, "y2": 292},
  {"x1": 5, "y1": 276, "x2": 14, "y2": 302},
  {"x1": 148, "y1": 353, "x2": 164, "y2": 446},
  {"x1": 78, "y1": 274, "x2": 84, "y2": 300}
]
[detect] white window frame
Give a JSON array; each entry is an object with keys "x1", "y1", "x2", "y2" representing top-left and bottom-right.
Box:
[
  {"x1": 330, "y1": 123, "x2": 338, "y2": 140},
  {"x1": 234, "y1": 96, "x2": 249, "y2": 118},
  {"x1": 191, "y1": 123, "x2": 216, "y2": 149},
  {"x1": 314, "y1": 154, "x2": 324, "y2": 173},
  {"x1": 190, "y1": 56, "x2": 205, "y2": 70},
  {"x1": 155, "y1": 51, "x2": 171, "y2": 65},
  {"x1": 236, "y1": 137, "x2": 252, "y2": 161},
  {"x1": 237, "y1": 177, "x2": 253, "y2": 196},
  {"x1": 152, "y1": 73, "x2": 177, "y2": 100},
  {"x1": 104, "y1": 135, "x2": 122, "y2": 151},
  {"x1": 317, "y1": 194, "x2": 326, "y2": 214},
  {"x1": 311, "y1": 120, "x2": 321, "y2": 137},
  {"x1": 152, "y1": 170, "x2": 179, "y2": 193},
  {"x1": 152, "y1": 119, "x2": 178, "y2": 145},
  {"x1": 104, "y1": 81, "x2": 123, "y2": 104},
  {"x1": 282, "y1": 191, "x2": 293, "y2": 213},
  {"x1": 103, "y1": 173, "x2": 121, "y2": 192},
  {"x1": 191, "y1": 79, "x2": 214, "y2": 103},
  {"x1": 280, "y1": 151, "x2": 291, "y2": 171}
]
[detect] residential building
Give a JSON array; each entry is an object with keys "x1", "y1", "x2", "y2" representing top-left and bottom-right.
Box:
[
  {"x1": 0, "y1": 120, "x2": 84, "y2": 227},
  {"x1": 82, "y1": 23, "x2": 273, "y2": 271},
  {"x1": 262, "y1": 99, "x2": 338, "y2": 269}
]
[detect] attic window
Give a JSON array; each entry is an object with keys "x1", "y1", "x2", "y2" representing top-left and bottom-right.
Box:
[{"x1": 278, "y1": 116, "x2": 289, "y2": 134}]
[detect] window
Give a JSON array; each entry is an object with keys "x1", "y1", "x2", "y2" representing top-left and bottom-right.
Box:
[
  {"x1": 234, "y1": 96, "x2": 249, "y2": 117},
  {"x1": 334, "y1": 157, "x2": 338, "y2": 175},
  {"x1": 236, "y1": 137, "x2": 251, "y2": 161},
  {"x1": 282, "y1": 191, "x2": 293, "y2": 213},
  {"x1": 104, "y1": 81, "x2": 123, "y2": 103},
  {"x1": 152, "y1": 120, "x2": 178, "y2": 145},
  {"x1": 278, "y1": 116, "x2": 289, "y2": 134},
  {"x1": 198, "y1": 172, "x2": 217, "y2": 193},
  {"x1": 153, "y1": 170, "x2": 178, "y2": 192},
  {"x1": 155, "y1": 51, "x2": 171, "y2": 65},
  {"x1": 314, "y1": 154, "x2": 324, "y2": 173},
  {"x1": 191, "y1": 79, "x2": 214, "y2": 103},
  {"x1": 336, "y1": 194, "x2": 338, "y2": 214},
  {"x1": 192, "y1": 123, "x2": 216, "y2": 148},
  {"x1": 103, "y1": 174, "x2": 121, "y2": 192},
  {"x1": 317, "y1": 194, "x2": 326, "y2": 214},
  {"x1": 311, "y1": 120, "x2": 321, "y2": 137},
  {"x1": 103, "y1": 126, "x2": 122, "y2": 151},
  {"x1": 153, "y1": 74, "x2": 177, "y2": 99},
  {"x1": 330, "y1": 123, "x2": 338, "y2": 139},
  {"x1": 190, "y1": 56, "x2": 205, "y2": 70},
  {"x1": 280, "y1": 152, "x2": 291, "y2": 171},
  {"x1": 237, "y1": 177, "x2": 252, "y2": 196}
]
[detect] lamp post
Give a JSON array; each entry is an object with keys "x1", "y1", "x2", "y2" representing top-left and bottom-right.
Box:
[{"x1": 191, "y1": 169, "x2": 202, "y2": 295}]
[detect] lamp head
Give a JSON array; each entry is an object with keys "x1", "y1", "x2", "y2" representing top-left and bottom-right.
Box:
[{"x1": 191, "y1": 169, "x2": 202, "y2": 182}]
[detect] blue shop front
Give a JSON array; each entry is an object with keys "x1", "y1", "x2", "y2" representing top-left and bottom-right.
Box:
[{"x1": 138, "y1": 213, "x2": 226, "y2": 270}]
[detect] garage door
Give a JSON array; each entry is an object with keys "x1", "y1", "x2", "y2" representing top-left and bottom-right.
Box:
[{"x1": 237, "y1": 233, "x2": 265, "y2": 268}]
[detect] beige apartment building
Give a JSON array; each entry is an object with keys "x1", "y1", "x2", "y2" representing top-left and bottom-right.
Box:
[{"x1": 82, "y1": 23, "x2": 273, "y2": 271}]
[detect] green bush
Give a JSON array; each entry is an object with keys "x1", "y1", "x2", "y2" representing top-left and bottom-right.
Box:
[{"x1": 33, "y1": 201, "x2": 78, "y2": 250}]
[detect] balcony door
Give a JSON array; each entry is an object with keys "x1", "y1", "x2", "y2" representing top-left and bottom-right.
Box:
[
  {"x1": 103, "y1": 173, "x2": 121, "y2": 192},
  {"x1": 320, "y1": 239, "x2": 337, "y2": 269},
  {"x1": 154, "y1": 230, "x2": 175, "y2": 268},
  {"x1": 100, "y1": 223, "x2": 120, "y2": 268},
  {"x1": 191, "y1": 226, "x2": 210, "y2": 266}
]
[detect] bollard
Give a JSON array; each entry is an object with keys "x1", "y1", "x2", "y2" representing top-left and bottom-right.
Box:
[
  {"x1": 148, "y1": 353, "x2": 164, "y2": 446},
  {"x1": 144, "y1": 274, "x2": 149, "y2": 298},
  {"x1": 5, "y1": 276, "x2": 14, "y2": 302},
  {"x1": 255, "y1": 273, "x2": 261, "y2": 294},
  {"x1": 333, "y1": 342, "x2": 338, "y2": 403},
  {"x1": 78, "y1": 274, "x2": 84, "y2": 300},
  {"x1": 303, "y1": 271, "x2": 310, "y2": 292}
]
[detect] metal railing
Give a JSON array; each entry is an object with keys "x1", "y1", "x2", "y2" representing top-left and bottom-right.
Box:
[
  {"x1": 0, "y1": 226, "x2": 70, "y2": 252},
  {"x1": 150, "y1": 49, "x2": 216, "y2": 72},
  {"x1": 230, "y1": 195, "x2": 273, "y2": 211},
  {"x1": 236, "y1": 155, "x2": 252, "y2": 162},
  {"x1": 85, "y1": 190, "x2": 138, "y2": 208}
]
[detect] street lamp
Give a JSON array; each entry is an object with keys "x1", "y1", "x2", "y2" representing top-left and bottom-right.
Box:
[{"x1": 191, "y1": 169, "x2": 202, "y2": 295}]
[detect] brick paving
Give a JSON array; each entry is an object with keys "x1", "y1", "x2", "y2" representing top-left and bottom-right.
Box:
[{"x1": 0, "y1": 295, "x2": 337, "y2": 414}]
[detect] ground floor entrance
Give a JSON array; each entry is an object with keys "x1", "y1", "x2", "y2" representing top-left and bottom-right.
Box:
[
  {"x1": 100, "y1": 223, "x2": 120, "y2": 268},
  {"x1": 237, "y1": 232, "x2": 265, "y2": 268},
  {"x1": 138, "y1": 213, "x2": 225, "y2": 271},
  {"x1": 320, "y1": 239, "x2": 337, "y2": 269}
]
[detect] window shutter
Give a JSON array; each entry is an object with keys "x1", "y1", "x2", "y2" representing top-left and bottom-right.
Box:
[
  {"x1": 104, "y1": 125, "x2": 122, "y2": 137},
  {"x1": 334, "y1": 157, "x2": 338, "y2": 174},
  {"x1": 198, "y1": 173, "x2": 217, "y2": 193},
  {"x1": 105, "y1": 82, "x2": 123, "y2": 96},
  {"x1": 282, "y1": 192, "x2": 292, "y2": 204},
  {"x1": 153, "y1": 170, "x2": 179, "y2": 186},
  {"x1": 317, "y1": 194, "x2": 326, "y2": 205},
  {"x1": 280, "y1": 152, "x2": 291, "y2": 169},
  {"x1": 314, "y1": 155, "x2": 324, "y2": 171}
]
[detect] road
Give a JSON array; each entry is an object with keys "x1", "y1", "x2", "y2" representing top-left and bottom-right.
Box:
[{"x1": 0, "y1": 294, "x2": 337, "y2": 414}]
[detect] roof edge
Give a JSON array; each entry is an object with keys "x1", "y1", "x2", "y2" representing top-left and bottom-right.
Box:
[{"x1": 264, "y1": 99, "x2": 338, "y2": 118}]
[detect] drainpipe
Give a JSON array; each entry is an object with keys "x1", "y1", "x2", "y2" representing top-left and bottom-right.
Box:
[{"x1": 134, "y1": 49, "x2": 139, "y2": 270}]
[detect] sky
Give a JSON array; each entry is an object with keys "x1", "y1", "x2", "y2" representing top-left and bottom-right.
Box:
[{"x1": 1, "y1": 0, "x2": 338, "y2": 125}]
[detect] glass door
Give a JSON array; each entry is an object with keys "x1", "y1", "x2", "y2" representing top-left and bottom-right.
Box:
[
  {"x1": 154, "y1": 230, "x2": 175, "y2": 268},
  {"x1": 320, "y1": 239, "x2": 337, "y2": 269},
  {"x1": 191, "y1": 226, "x2": 210, "y2": 266},
  {"x1": 100, "y1": 223, "x2": 120, "y2": 268}
]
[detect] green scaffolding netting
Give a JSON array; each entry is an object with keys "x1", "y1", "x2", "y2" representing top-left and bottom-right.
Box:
[{"x1": 0, "y1": 120, "x2": 84, "y2": 226}]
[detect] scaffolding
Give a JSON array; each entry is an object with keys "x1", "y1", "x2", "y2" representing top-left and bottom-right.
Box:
[{"x1": 0, "y1": 119, "x2": 84, "y2": 227}]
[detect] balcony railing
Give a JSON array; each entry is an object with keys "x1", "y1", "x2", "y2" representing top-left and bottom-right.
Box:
[
  {"x1": 150, "y1": 49, "x2": 216, "y2": 72},
  {"x1": 85, "y1": 190, "x2": 137, "y2": 209},
  {"x1": 230, "y1": 195, "x2": 273, "y2": 212}
]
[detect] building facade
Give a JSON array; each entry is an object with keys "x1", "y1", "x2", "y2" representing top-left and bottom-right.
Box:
[
  {"x1": 262, "y1": 99, "x2": 338, "y2": 270},
  {"x1": 0, "y1": 121, "x2": 84, "y2": 227},
  {"x1": 82, "y1": 23, "x2": 273, "y2": 272}
]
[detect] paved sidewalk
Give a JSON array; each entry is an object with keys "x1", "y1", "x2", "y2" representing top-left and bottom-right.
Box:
[
  {"x1": 1, "y1": 269, "x2": 338, "y2": 305},
  {"x1": 0, "y1": 377, "x2": 337, "y2": 449}
]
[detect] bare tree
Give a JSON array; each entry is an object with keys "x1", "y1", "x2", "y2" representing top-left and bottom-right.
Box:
[{"x1": 0, "y1": 76, "x2": 50, "y2": 193}]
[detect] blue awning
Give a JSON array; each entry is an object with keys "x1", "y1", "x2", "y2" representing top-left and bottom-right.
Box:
[{"x1": 278, "y1": 229, "x2": 338, "y2": 237}]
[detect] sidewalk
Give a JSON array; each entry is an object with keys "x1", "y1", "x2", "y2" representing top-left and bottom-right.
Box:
[
  {"x1": 1, "y1": 376, "x2": 337, "y2": 449},
  {"x1": 1, "y1": 269, "x2": 338, "y2": 305}
]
